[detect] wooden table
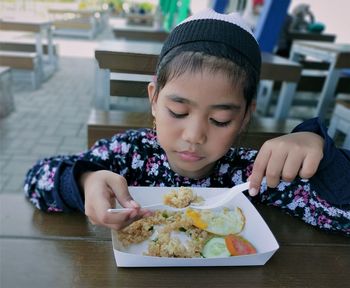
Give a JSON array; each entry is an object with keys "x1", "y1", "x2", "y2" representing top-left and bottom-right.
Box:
[
  {"x1": 287, "y1": 31, "x2": 336, "y2": 43},
  {"x1": 48, "y1": 8, "x2": 107, "y2": 39},
  {"x1": 1, "y1": 193, "x2": 349, "y2": 288},
  {"x1": 290, "y1": 41, "x2": 350, "y2": 120},
  {"x1": 110, "y1": 18, "x2": 169, "y2": 42},
  {"x1": 94, "y1": 40, "x2": 301, "y2": 120},
  {"x1": 0, "y1": 18, "x2": 56, "y2": 78},
  {"x1": 48, "y1": 8, "x2": 105, "y2": 18}
]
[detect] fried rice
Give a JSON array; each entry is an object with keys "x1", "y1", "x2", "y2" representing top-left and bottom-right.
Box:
[{"x1": 117, "y1": 210, "x2": 212, "y2": 258}]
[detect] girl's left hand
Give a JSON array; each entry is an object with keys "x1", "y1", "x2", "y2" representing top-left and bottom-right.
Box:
[{"x1": 248, "y1": 132, "x2": 324, "y2": 196}]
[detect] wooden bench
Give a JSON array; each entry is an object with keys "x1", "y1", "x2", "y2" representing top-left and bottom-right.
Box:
[
  {"x1": 126, "y1": 13, "x2": 155, "y2": 26},
  {"x1": 0, "y1": 66, "x2": 14, "y2": 118},
  {"x1": 52, "y1": 17, "x2": 98, "y2": 39},
  {"x1": 87, "y1": 109, "x2": 152, "y2": 147},
  {"x1": 0, "y1": 40, "x2": 59, "y2": 71},
  {"x1": 0, "y1": 40, "x2": 58, "y2": 56},
  {"x1": 110, "y1": 18, "x2": 168, "y2": 42},
  {"x1": 87, "y1": 108, "x2": 301, "y2": 149},
  {"x1": 0, "y1": 51, "x2": 40, "y2": 89},
  {"x1": 113, "y1": 28, "x2": 168, "y2": 42},
  {"x1": 110, "y1": 73, "x2": 152, "y2": 98}
]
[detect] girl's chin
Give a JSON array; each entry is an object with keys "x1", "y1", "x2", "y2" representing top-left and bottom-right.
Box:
[{"x1": 169, "y1": 161, "x2": 214, "y2": 179}]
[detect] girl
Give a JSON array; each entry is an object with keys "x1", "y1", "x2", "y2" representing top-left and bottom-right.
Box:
[{"x1": 24, "y1": 9, "x2": 350, "y2": 235}]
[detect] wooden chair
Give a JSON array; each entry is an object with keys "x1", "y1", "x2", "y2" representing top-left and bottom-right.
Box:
[{"x1": 328, "y1": 99, "x2": 350, "y2": 149}]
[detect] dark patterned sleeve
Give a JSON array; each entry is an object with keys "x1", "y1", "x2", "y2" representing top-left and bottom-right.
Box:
[
  {"x1": 23, "y1": 133, "x2": 135, "y2": 213},
  {"x1": 257, "y1": 180, "x2": 350, "y2": 236},
  {"x1": 255, "y1": 118, "x2": 350, "y2": 236}
]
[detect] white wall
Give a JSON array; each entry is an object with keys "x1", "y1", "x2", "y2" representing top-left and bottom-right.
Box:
[
  {"x1": 289, "y1": 0, "x2": 350, "y2": 43},
  {"x1": 161, "y1": 0, "x2": 349, "y2": 43},
  {"x1": 193, "y1": 0, "x2": 350, "y2": 43}
]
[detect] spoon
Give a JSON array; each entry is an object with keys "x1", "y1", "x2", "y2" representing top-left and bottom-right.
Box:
[{"x1": 107, "y1": 182, "x2": 250, "y2": 213}]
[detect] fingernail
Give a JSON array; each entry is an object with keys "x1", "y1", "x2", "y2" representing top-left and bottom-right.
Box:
[{"x1": 249, "y1": 188, "x2": 258, "y2": 196}]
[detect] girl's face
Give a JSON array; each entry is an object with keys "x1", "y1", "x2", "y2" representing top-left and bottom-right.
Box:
[{"x1": 148, "y1": 69, "x2": 253, "y2": 179}]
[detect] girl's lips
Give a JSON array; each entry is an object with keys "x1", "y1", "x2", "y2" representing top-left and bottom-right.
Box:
[{"x1": 177, "y1": 151, "x2": 203, "y2": 162}]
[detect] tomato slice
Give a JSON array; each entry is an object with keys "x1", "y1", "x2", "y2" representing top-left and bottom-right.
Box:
[{"x1": 224, "y1": 234, "x2": 257, "y2": 256}]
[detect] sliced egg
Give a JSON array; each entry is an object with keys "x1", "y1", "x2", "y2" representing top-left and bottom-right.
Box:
[{"x1": 185, "y1": 207, "x2": 245, "y2": 236}]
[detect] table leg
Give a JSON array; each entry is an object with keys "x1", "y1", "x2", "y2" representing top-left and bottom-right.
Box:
[
  {"x1": 274, "y1": 82, "x2": 297, "y2": 120},
  {"x1": 315, "y1": 63, "x2": 341, "y2": 120},
  {"x1": 344, "y1": 134, "x2": 350, "y2": 150},
  {"x1": 35, "y1": 32, "x2": 44, "y2": 82},
  {"x1": 46, "y1": 26, "x2": 56, "y2": 69},
  {"x1": 256, "y1": 80, "x2": 274, "y2": 115},
  {"x1": 95, "y1": 61, "x2": 110, "y2": 111}
]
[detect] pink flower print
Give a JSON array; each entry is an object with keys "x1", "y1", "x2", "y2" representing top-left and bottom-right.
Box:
[
  {"x1": 31, "y1": 191, "x2": 39, "y2": 199},
  {"x1": 309, "y1": 204, "x2": 316, "y2": 214},
  {"x1": 146, "y1": 131, "x2": 157, "y2": 141},
  {"x1": 245, "y1": 163, "x2": 253, "y2": 177},
  {"x1": 110, "y1": 141, "x2": 122, "y2": 153},
  {"x1": 48, "y1": 206, "x2": 63, "y2": 212},
  {"x1": 145, "y1": 158, "x2": 155, "y2": 173},
  {"x1": 317, "y1": 215, "x2": 332, "y2": 226},
  {"x1": 92, "y1": 145, "x2": 109, "y2": 160},
  {"x1": 294, "y1": 186, "x2": 310, "y2": 204}
]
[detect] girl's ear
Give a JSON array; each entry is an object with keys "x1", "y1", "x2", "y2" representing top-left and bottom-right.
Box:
[
  {"x1": 147, "y1": 82, "x2": 157, "y2": 117},
  {"x1": 240, "y1": 100, "x2": 256, "y2": 133}
]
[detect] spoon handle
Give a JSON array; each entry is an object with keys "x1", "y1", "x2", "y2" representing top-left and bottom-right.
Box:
[{"x1": 107, "y1": 203, "x2": 168, "y2": 213}]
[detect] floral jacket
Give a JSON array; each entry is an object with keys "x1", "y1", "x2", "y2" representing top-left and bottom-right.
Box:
[{"x1": 24, "y1": 118, "x2": 350, "y2": 236}]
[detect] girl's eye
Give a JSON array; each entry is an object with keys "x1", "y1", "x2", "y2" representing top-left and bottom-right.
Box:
[
  {"x1": 168, "y1": 109, "x2": 187, "y2": 118},
  {"x1": 210, "y1": 118, "x2": 231, "y2": 127},
  {"x1": 168, "y1": 108, "x2": 231, "y2": 127}
]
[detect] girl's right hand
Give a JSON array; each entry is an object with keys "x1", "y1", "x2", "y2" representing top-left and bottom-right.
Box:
[{"x1": 80, "y1": 170, "x2": 151, "y2": 230}]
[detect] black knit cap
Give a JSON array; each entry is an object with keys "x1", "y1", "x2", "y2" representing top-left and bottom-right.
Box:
[{"x1": 158, "y1": 9, "x2": 261, "y2": 74}]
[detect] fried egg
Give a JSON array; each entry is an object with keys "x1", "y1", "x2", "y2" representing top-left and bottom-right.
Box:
[{"x1": 185, "y1": 207, "x2": 245, "y2": 236}]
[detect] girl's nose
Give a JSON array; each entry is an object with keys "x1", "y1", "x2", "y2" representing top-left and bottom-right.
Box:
[{"x1": 182, "y1": 119, "x2": 207, "y2": 145}]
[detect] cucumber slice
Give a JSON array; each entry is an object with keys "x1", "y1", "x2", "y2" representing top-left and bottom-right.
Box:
[{"x1": 202, "y1": 237, "x2": 231, "y2": 258}]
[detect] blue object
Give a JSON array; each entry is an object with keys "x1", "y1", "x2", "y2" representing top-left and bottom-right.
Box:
[
  {"x1": 254, "y1": 0, "x2": 291, "y2": 52},
  {"x1": 212, "y1": 0, "x2": 229, "y2": 13},
  {"x1": 341, "y1": 69, "x2": 350, "y2": 77}
]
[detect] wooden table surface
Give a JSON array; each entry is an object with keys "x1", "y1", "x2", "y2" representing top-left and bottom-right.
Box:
[
  {"x1": 95, "y1": 40, "x2": 301, "y2": 81},
  {"x1": 111, "y1": 18, "x2": 169, "y2": 42},
  {"x1": 0, "y1": 18, "x2": 52, "y2": 33},
  {"x1": 48, "y1": 8, "x2": 104, "y2": 16},
  {"x1": 293, "y1": 41, "x2": 350, "y2": 68},
  {"x1": 286, "y1": 31, "x2": 336, "y2": 43},
  {"x1": 1, "y1": 193, "x2": 349, "y2": 288}
]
